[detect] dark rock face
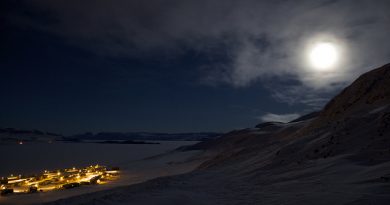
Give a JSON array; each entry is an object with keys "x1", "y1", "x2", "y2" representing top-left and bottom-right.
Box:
[{"x1": 319, "y1": 63, "x2": 390, "y2": 122}]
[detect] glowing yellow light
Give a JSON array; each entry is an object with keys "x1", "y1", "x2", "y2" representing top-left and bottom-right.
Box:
[{"x1": 3, "y1": 164, "x2": 118, "y2": 195}]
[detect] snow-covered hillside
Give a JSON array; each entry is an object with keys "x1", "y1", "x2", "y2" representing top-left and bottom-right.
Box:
[{"x1": 39, "y1": 63, "x2": 390, "y2": 204}]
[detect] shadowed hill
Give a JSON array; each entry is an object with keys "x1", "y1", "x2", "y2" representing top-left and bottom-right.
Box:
[
  {"x1": 196, "y1": 63, "x2": 390, "y2": 169},
  {"x1": 313, "y1": 63, "x2": 390, "y2": 127}
]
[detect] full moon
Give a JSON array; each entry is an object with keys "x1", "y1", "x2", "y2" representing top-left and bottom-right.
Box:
[{"x1": 309, "y1": 42, "x2": 338, "y2": 71}]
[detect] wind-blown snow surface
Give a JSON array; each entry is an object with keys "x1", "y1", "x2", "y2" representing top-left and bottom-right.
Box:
[{"x1": 38, "y1": 64, "x2": 390, "y2": 205}]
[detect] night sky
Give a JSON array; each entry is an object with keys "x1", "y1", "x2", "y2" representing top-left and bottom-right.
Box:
[{"x1": 1, "y1": 0, "x2": 389, "y2": 135}]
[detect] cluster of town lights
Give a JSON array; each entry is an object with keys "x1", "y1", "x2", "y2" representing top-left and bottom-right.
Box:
[{"x1": 1, "y1": 165, "x2": 119, "y2": 196}]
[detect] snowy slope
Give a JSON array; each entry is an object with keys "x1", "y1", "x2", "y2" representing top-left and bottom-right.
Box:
[{"x1": 41, "y1": 64, "x2": 390, "y2": 205}]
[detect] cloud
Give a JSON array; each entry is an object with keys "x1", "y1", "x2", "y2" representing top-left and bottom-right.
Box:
[
  {"x1": 268, "y1": 83, "x2": 342, "y2": 110},
  {"x1": 258, "y1": 113, "x2": 300, "y2": 123},
  {"x1": 8, "y1": 0, "x2": 390, "y2": 108}
]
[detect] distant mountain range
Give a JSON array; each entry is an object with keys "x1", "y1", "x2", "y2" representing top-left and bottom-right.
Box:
[
  {"x1": 0, "y1": 127, "x2": 221, "y2": 143},
  {"x1": 0, "y1": 128, "x2": 63, "y2": 143},
  {"x1": 68, "y1": 132, "x2": 222, "y2": 141}
]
